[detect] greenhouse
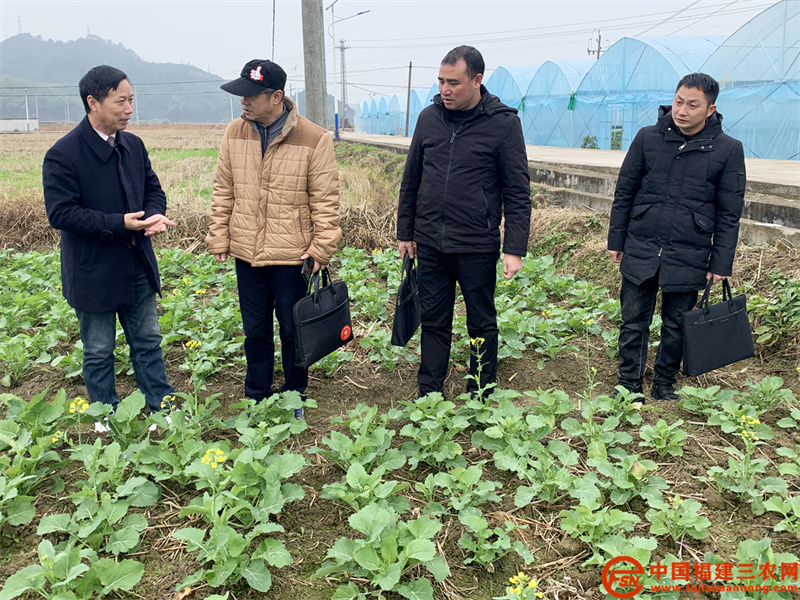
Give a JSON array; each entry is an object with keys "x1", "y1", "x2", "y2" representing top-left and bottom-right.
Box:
[
  {"x1": 351, "y1": 1, "x2": 797, "y2": 159},
  {"x1": 484, "y1": 65, "x2": 538, "y2": 110},
  {"x1": 521, "y1": 60, "x2": 592, "y2": 147},
  {"x1": 700, "y1": 0, "x2": 799, "y2": 159},
  {"x1": 570, "y1": 36, "x2": 722, "y2": 151}
]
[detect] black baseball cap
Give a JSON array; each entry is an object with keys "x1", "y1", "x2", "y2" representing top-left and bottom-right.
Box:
[{"x1": 221, "y1": 59, "x2": 287, "y2": 96}]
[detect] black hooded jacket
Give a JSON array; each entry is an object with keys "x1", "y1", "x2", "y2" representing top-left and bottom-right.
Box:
[
  {"x1": 397, "y1": 86, "x2": 531, "y2": 256},
  {"x1": 607, "y1": 106, "x2": 746, "y2": 292}
]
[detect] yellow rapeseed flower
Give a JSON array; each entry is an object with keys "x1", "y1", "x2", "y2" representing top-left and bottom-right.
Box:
[
  {"x1": 51, "y1": 430, "x2": 63, "y2": 443},
  {"x1": 201, "y1": 448, "x2": 227, "y2": 469},
  {"x1": 195, "y1": 289, "x2": 207, "y2": 295},
  {"x1": 186, "y1": 340, "x2": 202, "y2": 351},
  {"x1": 172, "y1": 289, "x2": 183, "y2": 297},
  {"x1": 182, "y1": 277, "x2": 192, "y2": 286},
  {"x1": 69, "y1": 397, "x2": 89, "y2": 414}
]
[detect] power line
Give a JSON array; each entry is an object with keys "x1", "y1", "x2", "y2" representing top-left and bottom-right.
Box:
[
  {"x1": 0, "y1": 79, "x2": 225, "y2": 90},
  {"x1": 347, "y1": 1, "x2": 770, "y2": 44},
  {"x1": 346, "y1": 3, "x2": 770, "y2": 52},
  {"x1": 668, "y1": 0, "x2": 746, "y2": 35},
  {"x1": 634, "y1": 0, "x2": 705, "y2": 37}
]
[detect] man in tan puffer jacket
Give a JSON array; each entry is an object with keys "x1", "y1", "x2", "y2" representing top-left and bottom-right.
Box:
[{"x1": 207, "y1": 59, "x2": 341, "y2": 416}]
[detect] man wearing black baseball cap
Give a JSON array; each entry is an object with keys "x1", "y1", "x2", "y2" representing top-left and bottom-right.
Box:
[{"x1": 207, "y1": 59, "x2": 341, "y2": 419}]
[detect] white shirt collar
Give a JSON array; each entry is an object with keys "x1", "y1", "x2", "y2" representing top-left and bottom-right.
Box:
[{"x1": 93, "y1": 127, "x2": 114, "y2": 143}]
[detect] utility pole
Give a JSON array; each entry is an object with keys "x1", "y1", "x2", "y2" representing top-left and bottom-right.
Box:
[
  {"x1": 24, "y1": 88, "x2": 30, "y2": 132},
  {"x1": 339, "y1": 39, "x2": 349, "y2": 129},
  {"x1": 404, "y1": 62, "x2": 412, "y2": 137},
  {"x1": 587, "y1": 29, "x2": 606, "y2": 60},
  {"x1": 301, "y1": 0, "x2": 328, "y2": 128},
  {"x1": 134, "y1": 84, "x2": 140, "y2": 125},
  {"x1": 271, "y1": 0, "x2": 277, "y2": 60}
]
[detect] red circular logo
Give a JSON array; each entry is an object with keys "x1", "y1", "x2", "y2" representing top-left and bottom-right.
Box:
[
  {"x1": 601, "y1": 556, "x2": 645, "y2": 599},
  {"x1": 340, "y1": 325, "x2": 352, "y2": 341}
]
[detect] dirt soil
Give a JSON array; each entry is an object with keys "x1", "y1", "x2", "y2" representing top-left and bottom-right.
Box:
[{"x1": 2, "y1": 205, "x2": 799, "y2": 600}]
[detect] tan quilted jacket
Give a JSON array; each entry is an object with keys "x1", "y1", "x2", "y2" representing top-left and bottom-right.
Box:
[{"x1": 206, "y1": 97, "x2": 341, "y2": 266}]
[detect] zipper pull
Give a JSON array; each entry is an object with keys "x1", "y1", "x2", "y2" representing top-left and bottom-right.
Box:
[
  {"x1": 658, "y1": 247, "x2": 663, "y2": 257},
  {"x1": 450, "y1": 130, "x2": 456, "y2": 144},
  {"x1": 678, "y1": 143, "x2": 686, "y2": 151}
]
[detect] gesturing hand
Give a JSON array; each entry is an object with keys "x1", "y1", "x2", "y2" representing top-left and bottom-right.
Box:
[{"x1": 124, "y1": 212, "x2": 176, "y2": 236}]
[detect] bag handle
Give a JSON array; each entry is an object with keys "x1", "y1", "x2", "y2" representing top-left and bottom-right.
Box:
[
  {"x1": 698, "y1": 278, "x2": 734, "y2": 315},
  {"x1": 308, "y1": 267, "x2": 339, "y2": 310},
  {"x1": 401, "y1": 254, "x2": 418, "y2": 290},
  {"x1": 697, "y1": 278, "x2": 714, "y2": 313}
]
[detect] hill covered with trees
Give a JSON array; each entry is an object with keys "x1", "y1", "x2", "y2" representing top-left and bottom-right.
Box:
[{"x1": 0, "y1": 34, "x2": 231, "y2": 123}]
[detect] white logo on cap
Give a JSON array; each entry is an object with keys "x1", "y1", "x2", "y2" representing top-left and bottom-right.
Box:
[{"x1": 250, "y1": 66, "x2": 264, "y2": 81}]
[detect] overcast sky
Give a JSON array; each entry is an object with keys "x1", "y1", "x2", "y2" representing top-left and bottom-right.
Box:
[{"x1": 0, "y1": 0, "x2": 779, "y2": 104}]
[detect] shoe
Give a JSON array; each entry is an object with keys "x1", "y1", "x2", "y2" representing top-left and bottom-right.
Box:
[
  {"x1": 651, "y1": 384, "x2": 678, "y2": 401},
  {"x1": 94, "y1": 419, "x2": 110, "y2": 434},
  {"x1": 294, "y1": 407, "x2": 305, "y2": 420},
  {"x1": 611, "y1": 385, "x2": 643, "y2": 401},
  {"x1": 148, "y1": 415, "x2": 172, "y2": 432}
]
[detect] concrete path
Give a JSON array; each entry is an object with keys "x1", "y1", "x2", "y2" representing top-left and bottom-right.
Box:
[{"x1": 340, "y1": 132, "x2": 800, "y2": 187}]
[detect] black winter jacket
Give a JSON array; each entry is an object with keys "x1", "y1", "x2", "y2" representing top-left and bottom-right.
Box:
[
  {"x1": 397, "y1": 87, "x2": 531, "y2": 256},
  {"x1": 608, "y1": 107, "x2": 746, "y2": 292}
]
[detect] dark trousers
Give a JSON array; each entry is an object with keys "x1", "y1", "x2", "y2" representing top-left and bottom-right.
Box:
[
  {"x1": 235, "y1": 259, "x2": 308, "y2": 400},
  {"x1": 416, "y1": 245, "x2": 500, "y2": 395},
  {"x1": 618, "y1": 274, "x2": 698, "y2": 391}
]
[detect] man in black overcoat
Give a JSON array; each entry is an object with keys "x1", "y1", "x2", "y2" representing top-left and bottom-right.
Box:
[
  {"x1": 607, "y1": 73, "x2": 746, "y2": 401},
  {"x1": 43, "y1": 65, "x2": 176, "y2": 428}
]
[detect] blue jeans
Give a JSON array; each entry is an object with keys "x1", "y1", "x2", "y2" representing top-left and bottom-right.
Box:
[
  {"x1": 235, "y1": 259, "x2": 308, "y2": 400},
  {"x1": 617, "y1": 274, "x2": 698, "y2": 391},
  {"x1": 416, "y1": 245, "x2": 500, "y2": 395},
  {"x1": 75, "y1": 268, "x2": 174, "y2": 411}
]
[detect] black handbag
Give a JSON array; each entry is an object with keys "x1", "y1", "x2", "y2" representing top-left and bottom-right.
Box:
[
  {"x1": 391, "y1": 255, "x2": 422, "y2": 347},
  {"x1": 681, "y1": 279, "x2": 755, "y2": 377},
  {"x1": 293, "y1": 267, "x2": 354, "y2": 369}
]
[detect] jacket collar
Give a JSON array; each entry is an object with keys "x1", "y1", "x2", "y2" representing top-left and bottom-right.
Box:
[
  {"x1": 78, "y1": 115, "x2": 128, "y2": 162},
  {"x1": 432, "y1": 84, "x2": 518, "y2": 118},
  {"x1": 657, "y1": 104, "x2": 724, "y2": 140},
  {"x1": 240, "y1": 95, "x2": 299, "y2": 141}
]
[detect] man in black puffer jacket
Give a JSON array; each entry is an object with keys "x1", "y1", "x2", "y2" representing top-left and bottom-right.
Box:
[
  {"x1": 608, "y1": 73, "x2": 746, "y2": 401},
  {"x1": 398, "y1": 45, "x2": 531, "y2": 398}
]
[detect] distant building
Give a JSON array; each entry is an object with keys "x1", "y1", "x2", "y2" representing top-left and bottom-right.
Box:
[{"x1": 0, "y1": 118, "x2": 40, "y2": 133}]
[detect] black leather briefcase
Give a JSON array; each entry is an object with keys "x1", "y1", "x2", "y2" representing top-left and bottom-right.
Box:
[
  {"x1": 682, "y1": 279, "x2": 755, "y2": 377},
  {"x1": 293, "y1": 268, "x2": 354, "y2": 369}
]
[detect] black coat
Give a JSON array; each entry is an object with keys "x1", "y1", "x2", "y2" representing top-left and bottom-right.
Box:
[
  {"x1": 397, "y1": 87, "x2": 531, "y2": 256},
  {"x1": 43, "y1": 116, "x2": 167, "y2": 312},
  {"x1": 608, "y1": 107, "x2": 746, "y2": 292}
]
